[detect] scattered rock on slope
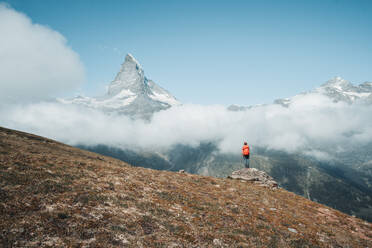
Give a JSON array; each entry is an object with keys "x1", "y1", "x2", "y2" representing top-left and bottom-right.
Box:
[{"x1": 228, "y1": 168, "x2": 278, "y2": 188}]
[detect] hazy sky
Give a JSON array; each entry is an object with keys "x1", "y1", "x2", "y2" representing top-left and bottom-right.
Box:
[{"x1": 2, "y1": 0, "x2": 372, "y2": 105}]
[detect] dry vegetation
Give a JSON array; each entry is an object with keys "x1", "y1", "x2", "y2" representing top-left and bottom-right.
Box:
[{"x1": 0, "y1": 126, "x2": 371, "y2": 247}]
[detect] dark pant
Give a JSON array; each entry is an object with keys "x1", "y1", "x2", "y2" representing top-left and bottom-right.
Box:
[{"x1": 243, "y1": 155, "x2": 250, "y2": 168}]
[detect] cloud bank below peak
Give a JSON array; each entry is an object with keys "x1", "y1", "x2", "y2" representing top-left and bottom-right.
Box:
[
  {"x1": 0, "y1": 4, "x2": 85, "y2": 103},
  {"x1": 1, "y1": 93, "x2": 372, "y2": 161}
]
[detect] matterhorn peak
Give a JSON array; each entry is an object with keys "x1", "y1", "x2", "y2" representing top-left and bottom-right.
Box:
[
  {"x1": 124, "y1": 53, "x2": 143, "y2": 70},
  {"x1": 107, "y1": 54, "x2": 146, "y2": 96},
  {"x1": 60, "y1": 53, "x2": 179, "y2": 119}
]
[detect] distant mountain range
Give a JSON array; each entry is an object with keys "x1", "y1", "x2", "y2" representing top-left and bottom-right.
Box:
[
  {"x1": 275, "y1": 76, "x2": 372, "y2": 106},
  {"x1": 61, "y1": 54, "x2": 372, "y2": 116},
  {"x1": 228, "y1": 76, "x2": 372, "y2": 111}
]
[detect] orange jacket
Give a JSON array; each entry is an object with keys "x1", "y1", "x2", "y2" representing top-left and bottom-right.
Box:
[{"x1": 242, "y1": 145, "x2": 250, "y2": 156}]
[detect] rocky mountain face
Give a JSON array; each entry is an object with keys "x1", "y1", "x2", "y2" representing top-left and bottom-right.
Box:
[
  {"x1": 1, "y1": 126, "x2": 371, "y2": 247},
  {"x1": 60, "y1": 54, "x2": 179, "y2": 119},
  {"x1": 318, "y1": 77, "x2": 372, "y2": 103},
  {"x1": 273, "y1": 76, "x2": 372, "y2": 107}
]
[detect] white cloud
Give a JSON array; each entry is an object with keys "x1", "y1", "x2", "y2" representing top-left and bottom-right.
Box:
[
  {"x1": 0, "y1": 4, "x2": 85, "y2": 103},
  {"x1": 1, "y1": 96, "x2": 371, "y2": 160}
]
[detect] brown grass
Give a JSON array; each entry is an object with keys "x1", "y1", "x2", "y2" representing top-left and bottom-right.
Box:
[{"x1": 0, "y1": 126, "x2": 371, "y2": 247}]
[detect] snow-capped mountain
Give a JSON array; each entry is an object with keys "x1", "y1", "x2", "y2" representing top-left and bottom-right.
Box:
[
  {"x1": 228, "y1": 76, "x2": 372, "y2": 110},
  {"x1": 273, "y1": 76, "x2": 372, "y2": 107},
  {"x1": 316, "y1": 76, "x2": 372, "y2": 103},
  {"x1": 60, "y1": 54, "x2": 179, "y2": 118}
]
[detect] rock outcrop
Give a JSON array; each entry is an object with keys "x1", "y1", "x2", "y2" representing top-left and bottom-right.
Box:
[{"x1": 228, "y1": 168, "x2": 278, "y2": 188}]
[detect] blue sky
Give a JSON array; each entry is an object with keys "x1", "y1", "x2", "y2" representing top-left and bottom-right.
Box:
[{"x1": 3, "y1": 0, "x2": 372, "y2": 105}]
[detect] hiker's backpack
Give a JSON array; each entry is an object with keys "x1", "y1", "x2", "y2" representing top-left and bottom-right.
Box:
[{"x1": 242, "y1": 145, "x2": 250, "y2": 156}]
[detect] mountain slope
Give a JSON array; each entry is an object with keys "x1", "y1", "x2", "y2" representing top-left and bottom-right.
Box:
[
  {"x1": 273, "y1": 76, "x2": 372, "y2": 107},
  {"x1": 0, "y1": 126, "x2": 371, "y2": 247},
  {"x1": 60, "y1": 54, "x2": 179, "y2": 119}
]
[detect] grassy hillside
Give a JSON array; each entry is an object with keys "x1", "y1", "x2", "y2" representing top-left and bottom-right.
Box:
[
  {"x1": 0, "y1": 126, "x2": 371, "y2": 247},
  {"x1": 80, "y1": 143, "x2": 372, "y2": 222}
]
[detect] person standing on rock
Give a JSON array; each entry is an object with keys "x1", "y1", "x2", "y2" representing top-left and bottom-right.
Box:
[{"x1": 242, "y1": 142, "x2": 250, "y2": 168}]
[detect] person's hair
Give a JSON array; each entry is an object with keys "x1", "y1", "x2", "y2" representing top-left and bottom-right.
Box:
[{"x1": 244, "y1": 142, "x2": 247, "y2": 145}]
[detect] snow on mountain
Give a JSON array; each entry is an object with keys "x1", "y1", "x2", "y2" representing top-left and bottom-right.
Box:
[
  {"x1": 107, "y1": 53, "x2": 145, "y2": 96},
  {"x1": 315, "y1": 76, "x2": 372, "y2": 103},
  {"x1": 228, "y1": 76, "x2": 372, "y2": 111},
  {"x1": 60, "y1": 54, "x2": 179, "y2": 118},
  {"x1": 147, "y1": 80, "x2": 180, "y2": 106},
  {"x1": 273, "y1": 76, "x2": 372, "y2": 107}
]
